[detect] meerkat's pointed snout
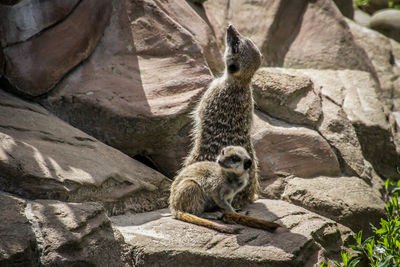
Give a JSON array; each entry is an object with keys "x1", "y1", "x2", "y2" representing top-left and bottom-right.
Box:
[
  {"x1": 227, "y1": 24, "x2": 240, "y2": 37},
  {"x1": 226, "y1": 24, "x2": 241, "y2": 54}
]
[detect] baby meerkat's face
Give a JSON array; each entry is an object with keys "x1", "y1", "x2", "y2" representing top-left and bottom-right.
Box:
[{"x1": 217, "y1": 146, "x2": 252, "y2": 174}]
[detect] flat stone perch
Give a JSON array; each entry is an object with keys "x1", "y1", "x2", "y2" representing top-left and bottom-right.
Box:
[{"x1": 111, "y1": 199, "x2": 352, "y2": 266}]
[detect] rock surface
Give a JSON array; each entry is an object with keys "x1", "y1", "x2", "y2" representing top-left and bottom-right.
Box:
[
  {"x1": 3, "y1": 0, "x2": 112, "y2": 96},
  {"x1": 204, "y1": 0, "x2": 374, "y2": 74},
  {"x1": 0, "y1": 193, "x2": 37, "y2": 267},
  {"x1": 353, "y1": 8, "x2": 371, "y2": 27},
  {"x1": 0, "y1": 90, "x2": 171, "y2": 215},
  {"x1": 282, "y1": 176, "x2": 386, "y2": 234},
  {"x1": 27, "y1": 199, "x2": 131, "y2": 266},
  {"x1": 252, "y1": 68, "x2": 322, "y2": 127},
  {"x1": 370, "y1": 9, "x2": 400, "y2": 43},
  {"x1": 0, "y1": 0, "x2": 80, "y2": 46},
  {"x1": 0, "y1": 191, "x2": 133, "y2": 266},
  {"x1": 348, "y1": 19, "x2": 400, "y2": 108},
  {"x1": 112, "y1": 199, "x2": 353, "y2": 267},
  {"x1": 39, "y1": 0, "x2": 213, "y2": 178},
  {"x1": 252, "y1": 112, "x2": 340, "y2": 179},
  {"x1": 269, "y1": 68, "x2": 399, "y2": 180}
]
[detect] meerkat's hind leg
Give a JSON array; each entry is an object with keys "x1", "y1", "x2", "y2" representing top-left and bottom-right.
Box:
[{"x1": 172, "y1": 179, "x2": 205, "y2": 215}]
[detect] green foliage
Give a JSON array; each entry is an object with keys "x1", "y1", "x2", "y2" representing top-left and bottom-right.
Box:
[
  {"x1": 388, "y1": 0, "x2": 400, "y2": 9},
  {"x1": 355, "y1": 0, "x2": 400, "y2": 10},
  {"x1": 354, "y1": 0, "x2": 370, "y2": 8},
  {"x1": 322, "y1": 179, "x2": 400, "y2": 267}
]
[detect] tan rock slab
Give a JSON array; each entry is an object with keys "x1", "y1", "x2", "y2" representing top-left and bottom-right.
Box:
[
  {"x1": 252, "y1": 111, "x2": 340, "y2": 179},
  {"x1": 0, "y1": 192, "x2": 37, "y2": 266},
  {"x1": 252, "y1": 68, "x2": 322, "y2": 127},
  {"x1": 112, "y1": 199, "x2": 352, "y2": 266},
  {"x1": 282, "y1": 176, "x2": 385, "y2": 234},
  {"x1": 0, "y1": 90, "x2": 171, "y2": 215}
]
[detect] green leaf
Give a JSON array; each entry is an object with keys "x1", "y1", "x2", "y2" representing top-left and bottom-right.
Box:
[
  {"x1": 356, "y1": 231, "x2": 363, "y2": 245},
  {"x1": 348, "y1": 257, "x2": 361, "y2": 267},
  {"x1": 332, "y1": 260, "x2": 342, "y2": 267},
  {"x1": 341, "y1": 250, "x2": 349, "y2": 265},
  {"x1": 386, "y1": 179, "x2": 391, "y2": 190}
]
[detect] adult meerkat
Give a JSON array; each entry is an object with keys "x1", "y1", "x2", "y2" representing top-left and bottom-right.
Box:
[
  {"x1": 170, "y1": 146, "x2": 252, "y2": 233},
  {"x1": 171, "y1": 146, "x2": 281, "y2": 233},
  {"x1": 184, "y1": 24, "x2": 262, "y2": 208}
]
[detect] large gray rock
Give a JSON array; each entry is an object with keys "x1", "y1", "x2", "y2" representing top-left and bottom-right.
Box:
[
  {"x1": 3, "y1": 0, "x2": 112, "y2": 96},
  {"x1": 0, "y1": 0, "x2": 80, "y2": 46},
  {"x1": 151, "y1": 0, "x2": 223, "y2": 73},
  {"x1": 26, "y1": 199, "x2": 131, "y2": 266},
  {"x1": 353, "y1": 8, "x2": 371, "y2": 27},
  {"x1": 252, "y1": 68, "x2": 322, "y2": 127},
  {"x1": 111, "y1": 199, "x2": 353, "y2": 266},
  {"x1": 347, "y1": 19, "x2": 400, "y2": 108},
  {"x1": 40, "y1": 0, "x2": 214, "y2": 178},
  {"x1": 370, "y1": 9, "x2": 400, "y2": 43},
  {"x1": 0, "y1": 192, "x2": 37, "y2": 267},
  {"x1": 282, "y1": 176, "x2": 385, "y2": 234},
  {"x1": 0, "y1": 90, "x2": 171, "y2": 215},
  {"x1": 252, "y1": 112, "x2": 340, "y2": 180},
  {"x1": 204, "y1": 0, "x2": 375, "y2": 74},
  {"x1": 277, "y1": 68, "x2": 399, "y2": 180}
]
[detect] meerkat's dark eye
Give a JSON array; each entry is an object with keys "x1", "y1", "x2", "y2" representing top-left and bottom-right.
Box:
[
  {"x1": 228, "y1": 63, "x2": 238, "y2": 74},
  {"x1": 230, "y1": 155, "x2": 240, "y2": 163},
  {"x1": 244, "y1": 159, "x2": 252, "y2": 170}
]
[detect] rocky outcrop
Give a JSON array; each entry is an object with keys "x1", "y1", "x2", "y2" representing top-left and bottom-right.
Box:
[
  {"x1": 0, "y1": 193, "x2": 38, "y2": 266},
  {"x1": 0, "y1": 192, "x2": 133, "y2": 266},
  {"x1": 370, "y1": 9, "x2": 400, "y2": 43},
  {"x1": 112, "y1": 199, "x2": 353, "y2": 267},
  {"x1": 204, "y1": 0, "x2": 375, "y2": 74},
  {"x1": 347, "y1": 19, "x2": 400, "y2": 108},
  {"x1": 252, "y1": 67, "x2": 399, "y2": 181},
  {"x1": 282, "y1": 176, "x2": 385, "y2": 234},
  {"x1": 252, "y1": 112, "x2": 340, "y2": 180},
  {"x1": 26, "y1": 199, "x2": 131, "y2": 266},
  {"x1": 2, "y1": 0, "x2": 112, "y2": 97},
  {"x1": 0, "y1": 90, "x2": 171, "y2": 215},
  {"x1": 0, "y1": 0, "x2": 80, "y2": 46},
  {"x1": 354, "y1": 8, "x2": 371, "y2": 27},
  {"x1": 252, "y1": 68, "x2": 322, "y2": 127}
]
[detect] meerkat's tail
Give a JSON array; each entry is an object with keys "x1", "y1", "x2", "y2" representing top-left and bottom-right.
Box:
[
  {"x1": 174, "y1": 211, "x2": 238, "y2": 234},
  {"x1": 222, "y1": 210, "x2": 282, "y2": 232}
]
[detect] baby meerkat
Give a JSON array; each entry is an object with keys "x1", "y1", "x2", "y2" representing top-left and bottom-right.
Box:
[{"x1": 170, "y1": 146, "x2": 251, "y2": 233}]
